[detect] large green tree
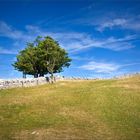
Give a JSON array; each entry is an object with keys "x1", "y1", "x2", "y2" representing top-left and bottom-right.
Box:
[{"x1": 13, "y1": 36, "x2": 71, "y2": 78}]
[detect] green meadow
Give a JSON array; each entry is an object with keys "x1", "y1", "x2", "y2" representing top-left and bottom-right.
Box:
[{"x1": 0, "y1": 76, "x2": 140, "y2": 140}]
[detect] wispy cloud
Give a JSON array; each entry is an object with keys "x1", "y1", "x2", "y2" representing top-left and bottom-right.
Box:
[
  {"x1": 61, "y1": 34, "x2": 136, "y2": 52},
  {"x1": 0, "y1": 47, "x2": 18, "y2": 55},
  {"x1": 69, "y1": 5, "x2": 140, "y2": 32},
  {"x1": 96, "y1": 18, "x2": 127, "y2": 31},
  {"x1": 95, "y1": 17, "x2": 140, "y2": 32},
  {"x1": 79, "y1": 60, "x2": 140, "y2": 74},
  {"x1": 0, "y1": 21, "x2": 38, "y2": 41},
  {"x1": 0, "y1": 21, "x2": 24, "y2": 40},
  {"x1": 121, "y1": 62, "x2": 140, "y2": 67},
  {"x1": 0, "y1": 21, "x2": 137, "y2": 53},
  {"x1": 79, "y1": 61, "x2": 120, "y2": 73}
]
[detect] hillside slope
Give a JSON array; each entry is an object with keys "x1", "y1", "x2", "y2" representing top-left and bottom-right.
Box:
[{"x1": 0, "y1": 76, "x2": 140, "y2": 140}]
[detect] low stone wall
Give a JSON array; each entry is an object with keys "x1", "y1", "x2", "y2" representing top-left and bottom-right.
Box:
[
  {"x1": 0, "y1": 77, "x2": 50, "y2": 89},
  {"x1": 0, "y1": 76, "x2": 96, "y2": 89},
  {"x1": 3, "y1": 74, "x2": 135, "y2": 90}
]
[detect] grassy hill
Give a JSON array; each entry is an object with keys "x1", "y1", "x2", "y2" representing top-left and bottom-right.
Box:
[{"x1": 0, "y1": 76, "x2": 140, "y2": 140}]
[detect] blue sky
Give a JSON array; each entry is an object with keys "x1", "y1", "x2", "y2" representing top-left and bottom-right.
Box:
[{"x1": 0, "y1": 0, "x2": 140, "y2": 79}]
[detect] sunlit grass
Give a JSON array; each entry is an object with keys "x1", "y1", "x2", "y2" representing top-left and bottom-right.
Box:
[{"x1": 0, "y1": 76, "x2": 140, "y2": 140}]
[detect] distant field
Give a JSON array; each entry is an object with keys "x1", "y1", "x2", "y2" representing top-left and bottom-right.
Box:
[{"x1": 0, "y1": 76, "x2": 140, "y2": 140}]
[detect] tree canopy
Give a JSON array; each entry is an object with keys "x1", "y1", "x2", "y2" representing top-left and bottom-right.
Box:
[{"x1": 13, "y1": 36, "x2": 71, "y2": 78}]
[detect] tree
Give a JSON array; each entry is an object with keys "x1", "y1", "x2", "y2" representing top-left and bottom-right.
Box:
[
  {"x1": 40, "y1": 37, "x2": 71, "y2": 78},
  {"x1": 13, "y1": 36, "x2": 71, "y2": 79},
  {"x1": 13, "y1": 43, "x2": 39, "y2": 78}
]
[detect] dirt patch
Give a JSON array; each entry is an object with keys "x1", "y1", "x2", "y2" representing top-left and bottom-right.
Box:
[{"x1": 13, "y1": 128, "x2": 92, "y2": 140}]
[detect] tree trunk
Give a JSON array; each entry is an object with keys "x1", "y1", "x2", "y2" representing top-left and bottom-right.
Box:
[
  {"x1": 39, "y1": 73, "x2": 44, "y2": 77},
  {"x1": 34, "y1": 73, "x2": 38, "y2": 78},
  {"x1": 50, "y1": 73, "x2": 54, "y2": 83},
  {"x1": 23, "y1": 72, "x2": 26, "y2": 79}
]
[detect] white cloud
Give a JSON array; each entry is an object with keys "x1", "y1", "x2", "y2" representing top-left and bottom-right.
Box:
[
  {"x1": 96, "y1": 18, "x2": 127, "y2": 31},
  {"x1": 121, "y1": 62, "x2": 140, "y2": 67},
  {"x1": 0, "y1": 21, "x2": 25, "y2": 40},
  {"x1": 104, "y1": 42, "x2": 134, "y2": 51},
  {"x1": 0, "y1": 21, "x2": 137, "y2": 53},
  {"x1": 0, "y1": 47, "x2": 18, "y2": 54},
  {"x1": 79, "y1": 60, "x2": 140, "y2": 74},
  {"x1": 61, "y1": 34, "x2": 136, "y2": 52},
  {"x1": 96, "y1": 17, "x2": 140, "y2": 32},
  {"x1": 79, "y1": 61, "x2": 120, "y2": 73}
]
